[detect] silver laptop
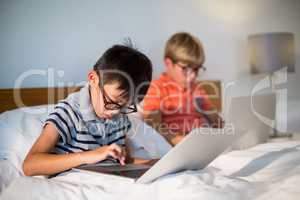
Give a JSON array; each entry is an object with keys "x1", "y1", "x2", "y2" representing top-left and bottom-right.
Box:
[{"x1": 75, "y1": 93, "x2": 276, "y2": 184}]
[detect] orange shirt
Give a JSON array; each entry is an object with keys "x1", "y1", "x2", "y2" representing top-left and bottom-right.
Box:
[{"x1": 143, "y1": 73, "x2": 213, "y2": 134}]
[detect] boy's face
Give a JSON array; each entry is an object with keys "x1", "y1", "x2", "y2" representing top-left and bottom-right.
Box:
[
  {"x1": 165, "y1": 58, "x2": 199, "y2": 88},
  {"x1": 88, "y1": 71, "x2": 130, "y2": 119}
]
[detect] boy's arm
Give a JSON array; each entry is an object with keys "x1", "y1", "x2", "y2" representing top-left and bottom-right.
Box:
[
  {"x1": 23, "y1": 123, "x2": 125, "y2": 176},
  {"x1": 195, "y1": 89, "x2": 224, "y2": 128}
]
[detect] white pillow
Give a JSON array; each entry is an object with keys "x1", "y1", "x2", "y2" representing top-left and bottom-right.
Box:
[
  {"x1": 0, "y1": 105, "x2": 51, "y2": 171},
  {"x1": 0, "y1": 159, "x2": 22, "y2": 193}
]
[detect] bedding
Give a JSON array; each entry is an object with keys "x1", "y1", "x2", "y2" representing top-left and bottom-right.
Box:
[
  {"x1": 1, "y1": 141, "x2": 300, "y2": 200},
  {"x1": 0, "y1": 159, "x2": 22, "y2": 193},
  {"x1": 1, "y1": 106, "x2": 300, "y2": 199},
  {"x1": 0, "y1": 106, "x2": 48, "y2": 172}
]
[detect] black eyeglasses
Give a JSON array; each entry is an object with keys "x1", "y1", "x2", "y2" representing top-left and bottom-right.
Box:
[
  {"x1": 99, "y1": 83, "x2": 137, "y2": 114},
  {"x1": 176, "y1": 63, "x2": 206, "y2": 76}
]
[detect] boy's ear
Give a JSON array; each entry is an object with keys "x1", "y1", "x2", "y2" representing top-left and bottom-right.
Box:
[
  {"x1": 88, "y1": 70, "x2": 100, "y2": 87},
  {"x1": 164, "y1": 57, "x2": 174, "y2": 69}
]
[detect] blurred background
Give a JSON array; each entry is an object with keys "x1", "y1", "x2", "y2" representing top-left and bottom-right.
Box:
[
  {"x1": 0, "y1": 0, "x2": 299, "y2": 88},
  {"x1": 0, "y1": 0, "x2": 299, "y2": 133}
]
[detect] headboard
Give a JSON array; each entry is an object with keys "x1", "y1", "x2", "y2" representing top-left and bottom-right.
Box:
[
  {"x1": 0, "y1": 80, "x2": 222, "y2": 113},
  {"x1": 0, "y1": 87, "x2": 80, "y2": 113}
]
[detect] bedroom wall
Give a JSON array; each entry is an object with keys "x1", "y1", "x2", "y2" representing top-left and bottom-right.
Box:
[{"x1": 0, "y1": 0, "x2": 300, "y2": 90}]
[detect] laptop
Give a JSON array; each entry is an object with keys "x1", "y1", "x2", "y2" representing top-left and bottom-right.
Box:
[{"x1": 75, "y1": 93, "x2": 276, "y2": 184}]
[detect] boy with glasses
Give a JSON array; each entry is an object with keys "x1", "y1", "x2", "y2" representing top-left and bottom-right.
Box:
[
  {"x1": 23, "y1": 45, "x2": 153, "y2": 176},
  {"x1": 142, "y1": 32, "x2": 223, "y2": 146}
]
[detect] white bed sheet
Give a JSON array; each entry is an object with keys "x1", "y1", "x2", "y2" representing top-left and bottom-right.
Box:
[
  {"x1": 0, "y1": 159, "x2": 22, "y2": 193},
  {"x1": 1, "y1": 141, "x2": 300, "y2": 200},
  {"x1": 1, "y1": 106, "x2": 300, "y2": 199}
]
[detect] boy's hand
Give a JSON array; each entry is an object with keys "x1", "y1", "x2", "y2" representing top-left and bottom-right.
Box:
[
  {"x1": 81, "y1": 143, "x2": 126, "y2": 165},
  {"x1": 170, "y1": 134, "x2": 185, "y2": 146},
  {"x1": 164, "y1": 133, "x2": 185, "y2": 146}
]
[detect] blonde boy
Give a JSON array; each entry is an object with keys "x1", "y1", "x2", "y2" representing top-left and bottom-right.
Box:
[{"x1": 142, "y1": 32, "x2": 223, "y2": 146}]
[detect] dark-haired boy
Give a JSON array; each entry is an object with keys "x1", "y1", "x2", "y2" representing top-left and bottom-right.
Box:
[{"x1": 23, "y1": 45, "x2": 153, "y2": 176}]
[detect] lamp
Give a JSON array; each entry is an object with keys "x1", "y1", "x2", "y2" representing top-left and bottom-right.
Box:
[
  {"x1": 248, "y1": 32, "x2": 295, "y2": 74},
  {"x1": 248, "y1": 32, "x2": 295, "y2": 137}
]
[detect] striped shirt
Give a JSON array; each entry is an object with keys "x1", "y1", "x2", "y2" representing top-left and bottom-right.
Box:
[{"x1": 45, "y1": 84, "x2": 131, "y2": 154}]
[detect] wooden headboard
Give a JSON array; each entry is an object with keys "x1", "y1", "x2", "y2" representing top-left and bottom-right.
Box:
[
  {"x1": 0, "y1": 80, "x2": 222, "y2": 113},
  {"x1": 0, "y1": 87, "x2": 81, "y2": 113}
]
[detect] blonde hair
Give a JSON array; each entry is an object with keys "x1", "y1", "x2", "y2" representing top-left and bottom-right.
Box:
[{"x1": 164, "y1": 32, "x2": 205, "y2": 67}]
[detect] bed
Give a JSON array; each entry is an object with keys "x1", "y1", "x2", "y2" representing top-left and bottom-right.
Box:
[{"x1": 1, "y1": 81, "x2": 300, "y2": 200}]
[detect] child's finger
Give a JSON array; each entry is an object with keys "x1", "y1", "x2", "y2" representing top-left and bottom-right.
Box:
[
  {"x1": 109, "y1": 143, "x2": 122, "y2": 155},
  {"x1": 119, "y1": 157, "x2": 125, "y2": 165},
  {"x1": 108, "y1": 144, "x2": 126, "y2": 164},
  {"x1": 111, "y1": 148, "x2": 125, "y2": 162},
  {"x1": 107, "y1": 149, "x2": 119, "y2": 160}
]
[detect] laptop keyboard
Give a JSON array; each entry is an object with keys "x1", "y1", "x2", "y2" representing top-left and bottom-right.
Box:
[
  {"x1": 99, "y1": 164, "x2": 151, "y2": 172},
  {"x1": 78, "y1": 163, "x2": 150, "y2": 172}
]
